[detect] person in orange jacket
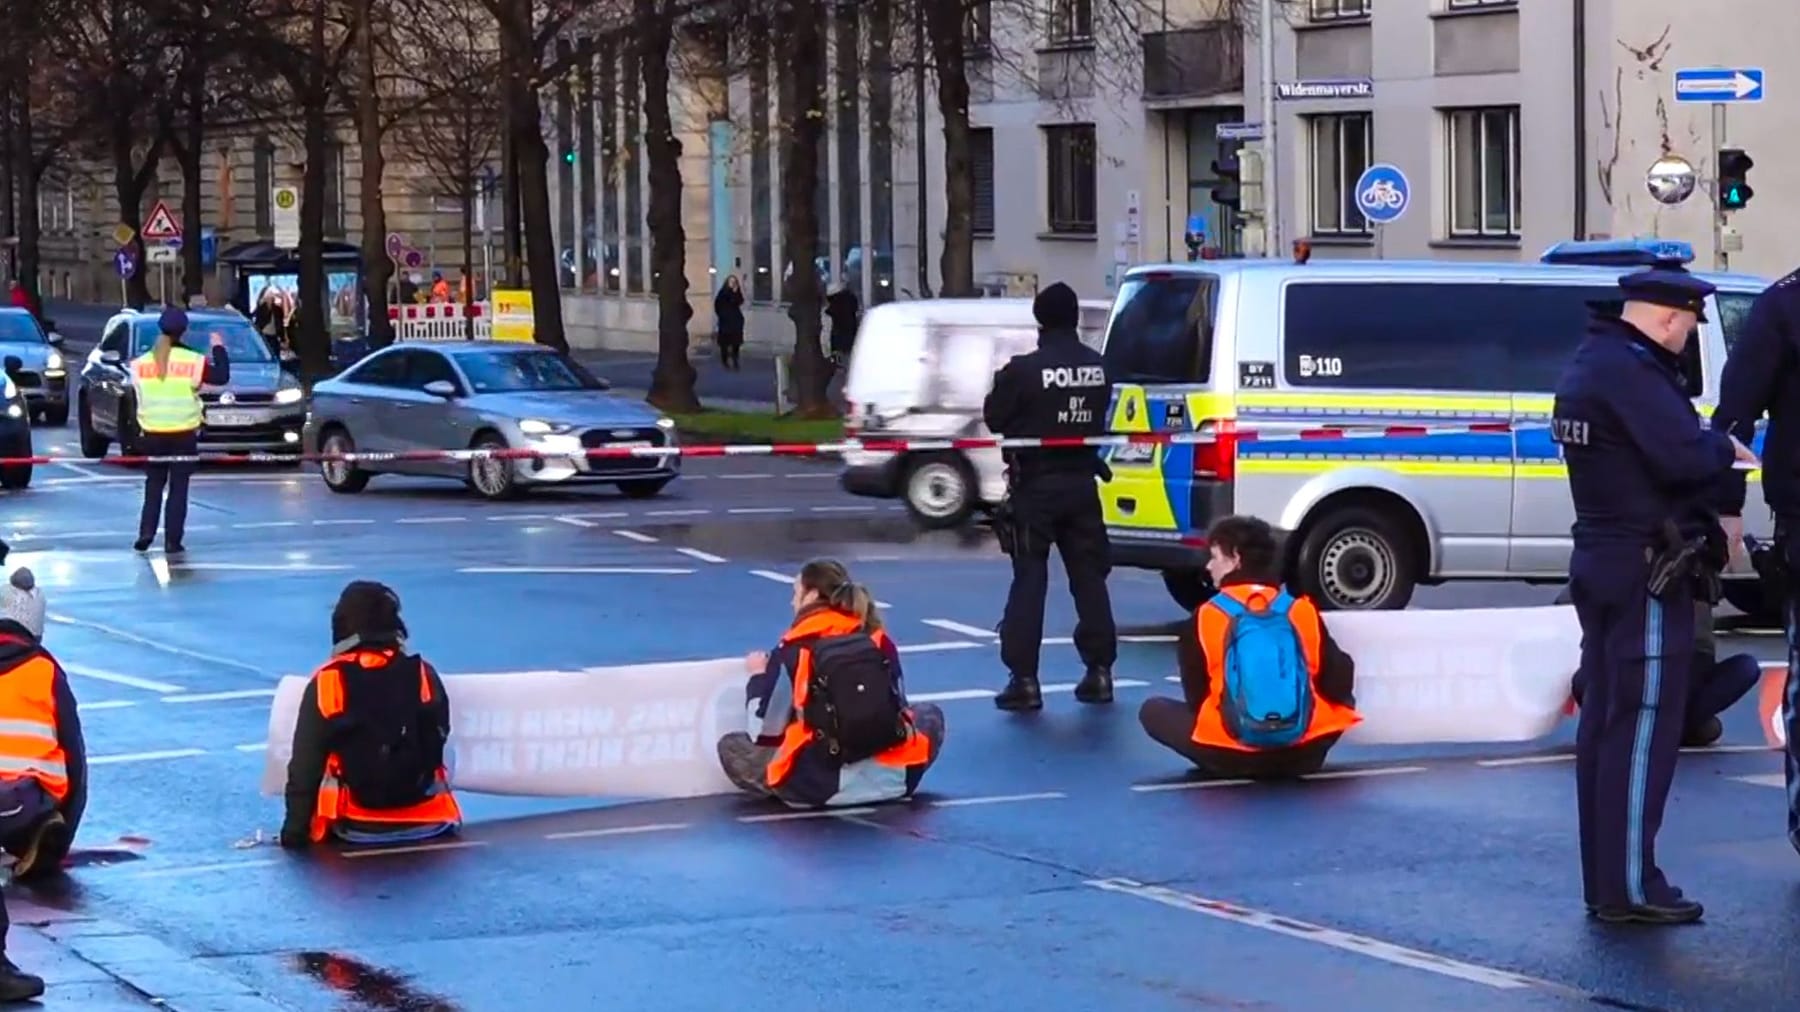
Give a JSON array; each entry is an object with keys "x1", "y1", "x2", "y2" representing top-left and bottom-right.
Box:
[
  {"x1": 280, "y1": 582, "x2": 461, "y2": 848},
  {"x1": 1138, "y1": 515, "x2": 1360, "y2": 778}
]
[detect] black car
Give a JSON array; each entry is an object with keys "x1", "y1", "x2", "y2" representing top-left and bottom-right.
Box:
[
  {"x1": 77, "y1": 309, "x2": 308, "y2": 459},
  {"x1": 0, "y1": 308, "x2": 69, "y2": 426},
  {"x1": 0, "y1": 370, "x2": 29, "y2": 490}
]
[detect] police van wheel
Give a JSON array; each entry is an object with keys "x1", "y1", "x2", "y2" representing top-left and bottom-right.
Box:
[
  {"x1": 1295, "y1": 507, "x2": 1417, "y2": 611},
  {"x1": 1162, "y1": 570, "x2": 1216, "y2": 611},
  {"x1": 902, "y1": 454, "x2": 974, "y2": 529}
]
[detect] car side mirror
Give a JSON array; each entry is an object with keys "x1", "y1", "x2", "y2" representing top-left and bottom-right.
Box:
[
  {"x1": 46, "y1": 332, "x2": 63, "y2": 346},
  {"x1": 594, "y1": 377, "x2": 611, "y2": 391},
  {"x1": 423, "y1": 380, "x2": 457, "y2": 398},
  {"x1": 100, "y1": 350, "x2": 122, "y2": 366},
  {"x1": 2, "y1": 356, "x2": 18, "y2": 376}
]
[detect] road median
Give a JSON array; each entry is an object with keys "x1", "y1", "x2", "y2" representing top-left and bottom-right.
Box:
[{"x1": 668, "y1": 408, "x2": 845, "y2": 447}]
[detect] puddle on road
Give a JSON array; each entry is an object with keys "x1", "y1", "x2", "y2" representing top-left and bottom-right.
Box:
[{"x1": 293, "y1": 951, "x2": 462, "y2": 1011}]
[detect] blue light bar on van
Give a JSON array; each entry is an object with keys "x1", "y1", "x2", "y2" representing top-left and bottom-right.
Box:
[{"x1": 1539, "y1": 239, "x2": 1695, "y2": 267}]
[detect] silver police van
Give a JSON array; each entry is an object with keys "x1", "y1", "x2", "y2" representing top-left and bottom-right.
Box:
[{"x1": 1094, "y1": 239, "x2": 1773, "y2": 617}]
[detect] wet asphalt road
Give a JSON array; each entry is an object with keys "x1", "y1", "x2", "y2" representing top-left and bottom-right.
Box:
[{"x1": 1, "y1": 322, "x2": 1798, "y2": 1009}]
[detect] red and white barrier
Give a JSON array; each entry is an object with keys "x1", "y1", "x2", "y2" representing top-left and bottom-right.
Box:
[
  {"x1": 0, "y1": 421, "x2": 1524, "y2": 467},
  {"x1": 390, "y1": 302, "x2": 490, "y2": 342}
]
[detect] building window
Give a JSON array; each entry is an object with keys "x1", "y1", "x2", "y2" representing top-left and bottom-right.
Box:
[
  {"x1": 965, "y1": 0, "x2": 992, "y2": 53},
  {"x1": 1309, "y1": 0, "x2": 1370, "y2": 20},
  {"x1": 971, "y1": 127, "x2": 995, "y2": 235},
  {"x1": 1307, "y1": 112, "x2": 1372, "y2": 236},
  {"x1": 1447, "y1": 0, "x2": 1515, "y2": 7},
  {"x1": 1043, "y1": 123, "x2": 1096, "y2": 235},
  {"x1": 1049, "y1": 0, "x2": 1092, "y2": 43},
  {"x1": 1446, "y1": 106, "x2": 1521, "y2": 238},
  {"x1": 253, "y1": 137, "x2": 274, "y2": 234}
]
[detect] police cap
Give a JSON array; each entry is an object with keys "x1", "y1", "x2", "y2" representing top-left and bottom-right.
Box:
[
  {"x1": 1617, "y1": 268, "x2": 1714, "y2": 322},
  {"x1": 158, "y1": 306, "x2": 189, "y2": 337}
]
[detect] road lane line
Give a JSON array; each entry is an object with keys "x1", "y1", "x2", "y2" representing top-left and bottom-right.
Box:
[
  {"x1": 311, "y1": 519, "x2": 376, "y2": 526},
  {"x1": 647, "y1": 509, "x2": 710, "y2": 517},
  {"x1": 810, "y1": 505, "x2": 877, "y2": 513},
  {"x1": 739, "y1": 807, "x2": 878, "y2": 823},
  {"x1": 545, "y1": 822, "x2": 692, "y2": 840},
  {"x1": 728, "y1": 507, "x2": 792, "y2": 515},
  {"x1": 1302, "y1": 766, "x2": 1429, "y2": 781},
  {"x1": 91, "y1": 749, "x2": 208, "y2": 765},
  {"x1": 63, "y1": 664, "x2": 185, "y2": 694},
  {"x1": 613, "y1": 529, "x2": 659, "y2": 543},
  {"x1": 162, "y1": 689, "x2": 279, "y2": 703},
  {"x1": 714, "y1": 473, "x2": 771, "y2": 480},
  {"x1": 168, "y1": 562, "x2": 352, "y2": 572},
  {"x1": 235, "y1": 743, "x2": 268, "y2": 752},
  {"x1": 129, "y1": 859, "x2": 282, "y2": 879},
  {"x1": 456, "y1": 566, "x2": 694, "y2": 575},
  {"x1": 909, "y1": 689, "x2": 996, "y2": 702},
  {"x1": 749, "y1": 570, "x2": 794, "y2": 584},
  {"x1": 81, "y1": 700, "x2": 138, "y2": 710},
  {"x1": 1477, "y1": 754, "x2": 1574, "y2": 768},
  {"x1": 1087, "y1": 879, "x2": 1543, "y2": 991},
  {"x1": 1734, "y1": 773, "x2": 1784, "y2": 787},
  {"x1": 1121, "y1": 634, "x2": 1180, "y2": 644},
  {"x1": 342, "y1": 840, "x2": 489, "y2": 859},
  {"x1": 232, "y1": 521, "x2": 300, "y2": 529},
  {"x1": 489, "y1": 513, "x2": 551, "y2": 522},
  {"x1": 930, "y1": 792, "x2": 1066, "y2": 808},
  {"x1": 1131, "y1": 779, "x2": 1255, "y2": 792},
  {"x1": 571, "y1": 512, "x2": 630, "y2": 520},
  {"x1": 1684, "y1": 744, "x2": 1769, "y2": 754},
  {"x1": 397, "y1": 516, "x2": 467, "y2": 524},
  {"x1": 1042, "y1": 679, "x2": 1150, "y2": 694},
  {"x1": 897, "y1": 642, "x2": 985, "y2": 655},
  {"x1": 55, "y1": 463, "x2": 107, "y2": 479},
  {"x1": 923, "y1": 619, "x2": 996, "y2": 639},
  {"x1": 676, "y1": 547, "x2": 728, "y2": 563},
  {"x1": 555, "y1": 516, "x2": 598, "y2": 528}
]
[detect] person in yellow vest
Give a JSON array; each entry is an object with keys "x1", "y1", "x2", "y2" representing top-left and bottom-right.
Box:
[
  {"x1": 280, "y1": 582, "x2": 461, "y2": 849},
  {"x1": 131, "y1": 307, "x2": 229, "y2": 554},
  {"x1": 1138, "y1": 515, "x2": 1360, "y2": 778},
  {"x1": 0, "y1": 568, "x2": 86, "y2": 883}
]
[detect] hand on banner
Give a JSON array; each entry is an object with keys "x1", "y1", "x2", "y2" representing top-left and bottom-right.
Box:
[
  {"x1": 1730, "y1": 435, "x2": 1760, "y2": 468},
  {"x1": 744, "y1": 651, "x2": 769, "y2": 675},
  {"x1": 1721, "y1": 514, "x2": 1747, "y2": 568}
]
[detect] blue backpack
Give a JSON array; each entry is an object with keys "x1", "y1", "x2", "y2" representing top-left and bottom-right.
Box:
[{"x1": 1210, "y1": 590, "x2": 1313, "y2": 749}]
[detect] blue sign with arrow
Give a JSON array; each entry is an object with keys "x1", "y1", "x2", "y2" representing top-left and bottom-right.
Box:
[
  {"x1": 114, "y1": 248, "x2": 137, "y2": 280},
  {"x1": 1354, "y1": 163, "x2": 1410, "y2": 225},
  {"x1": 1674, "y1": 67, "x2": 1764, "y2": 103}
]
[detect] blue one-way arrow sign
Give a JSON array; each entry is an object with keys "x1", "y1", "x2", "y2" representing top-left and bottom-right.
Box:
[{"x1": 1674, "y1": 67, "x2": 1764, "y2": 103}]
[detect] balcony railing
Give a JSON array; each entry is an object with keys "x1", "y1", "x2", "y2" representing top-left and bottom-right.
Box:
[{"x1": 1142, "y1": 23, "x2": 1245, "y2": 101}]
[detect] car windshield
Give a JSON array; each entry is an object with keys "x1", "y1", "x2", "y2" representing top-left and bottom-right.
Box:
[
  {"x1": 133, "y1": 318, "x2": 273, "y2": 362},
  {"x1": 457, "y1": 350, "x2": 602, "y2": 393},
  {"x1": 0, "y1": 313, "x2": 46, "y2": 345}
]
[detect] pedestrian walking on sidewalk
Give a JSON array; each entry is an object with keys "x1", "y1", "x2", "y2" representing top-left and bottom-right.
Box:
[
  {"x1": 715, "y1": 275, "x2": 745, "y2": 370},
  {"x1": 130, "y1": 308, "x2": 229, "y2": 555}
]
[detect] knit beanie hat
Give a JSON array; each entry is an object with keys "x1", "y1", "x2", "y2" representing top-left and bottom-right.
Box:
[{"x1": 0, "y1": 569, "x2": 45, "y2": 641}]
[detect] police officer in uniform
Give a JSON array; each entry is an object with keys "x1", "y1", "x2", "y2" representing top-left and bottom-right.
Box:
[
  {"x1": 1710, "y1": 266, "x2": 1800, "y2": 857},
  {"x1": 1554, "y1": 267, "x2": 1756, "y2": 925},
  {"x1": 982, "y1": 282, "x2": 1117, "y2": 711},
  {"x1": 130, "y1": 308, "x2": 228, "y2": 554}
]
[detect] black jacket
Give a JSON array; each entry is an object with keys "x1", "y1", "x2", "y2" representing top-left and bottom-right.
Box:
[
  {"x1": 982, "y1": 327, "x2": 1110, "y2": 482},
  {"x1": 280, "y1": 642, "x2": 450, "y2": 846},
  {"x1": 825, "y1": 291, "x2": 859, "y2": 353},
  {"x1": 714, "y1": 286, "x2": 745, "y2": 338},
  {"x1": 1714, "y1": 271, "x2": 1800, "y2": 520},
  {"x1": 1174, "y1": 575, "x2": 1355, "y2": 709},
  {"x1": 0, "y1": 624, "x2": 87, "y2": 833}
]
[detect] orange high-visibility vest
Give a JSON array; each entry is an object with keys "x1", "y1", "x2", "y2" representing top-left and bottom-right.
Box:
[
  {"x1": 0, "y1": 654, "x2": 69, "y2": 801},
  {"x1": 309, "y1": 650, "x2": 461, "y2": 844},
  {"x1": 1190, "y1": 583, "x2": 1361, "y2": 753},
  {"x1": 765, "y1": 609, "x2": 932, "y2": 787}
]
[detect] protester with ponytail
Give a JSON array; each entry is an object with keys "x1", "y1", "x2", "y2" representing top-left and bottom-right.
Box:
[{"x1": 718, "y1": 558, "x2": 945, "y2": 808}]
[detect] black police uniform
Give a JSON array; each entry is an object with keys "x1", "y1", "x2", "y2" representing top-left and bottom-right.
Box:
[
  {"x1": 1553, "y1": 268, "x2": 1737, "y2": 925},
  {"x1": 1710, "y1": 267, "x2": 1800, "y2": 855},
  {"x1": 982, "y1": 282, "x2": 1117, "y2": 711}
]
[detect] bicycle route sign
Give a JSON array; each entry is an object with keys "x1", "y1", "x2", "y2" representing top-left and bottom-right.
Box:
[{"x1": 1355, "y1": 163, "x2": 1410, "y2": 225}]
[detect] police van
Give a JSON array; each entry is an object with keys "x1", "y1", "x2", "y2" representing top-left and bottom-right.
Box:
[{"x1": 1097, "y1": 239, "x2": 1773, "y2": 616}]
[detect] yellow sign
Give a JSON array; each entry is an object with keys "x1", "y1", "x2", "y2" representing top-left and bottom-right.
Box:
[
  {"x1": 112, "y1": 223, "x2": 136, "y2": 248},
  {"x1": 490, "y1": 289, "x2": 535, "y2": 343}
]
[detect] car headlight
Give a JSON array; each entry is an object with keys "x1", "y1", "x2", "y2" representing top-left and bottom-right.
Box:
[
  {"x1": 274, "y1": 387, "x2": 304, "y2": 405},
  {"x1": 2, "y1": 376, "x2": 14, "y2": 400},
  {"x1": 655, "y1": 417, "x2": 676, "y2": 431},
  {"x1": 44, "y1": 352, "x2": 63, "y2": 371},
  {"x1": 519, "y1": 419, "x2": 575, "y2": 436}
]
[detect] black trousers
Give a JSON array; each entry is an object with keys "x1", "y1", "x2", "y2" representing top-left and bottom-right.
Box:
[
  {"x1": 1139, "y1": 697, "x2": 1338, "y2": 777},
  {"x1": 717, "y1": 335, "x2": 743, "y2": 368},
  {"x1": 999, "y1": 474, "x2": 1117, "y2": 681},
  {"x1": 138, "y1": 430, "x2": 199, "y2": 546},
  {"x1": 1775, "y1": 523, "x2": 1800, "y2": 856}
]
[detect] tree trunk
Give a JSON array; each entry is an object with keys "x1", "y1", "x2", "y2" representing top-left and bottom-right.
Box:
[
  {"x1": 498, "y1": 23, "x2": 523, "y2": 288},
  {"x1": 779, "y1": 0, "x2": 831, "y2": 416},
  {"x1": 0, "y1": 80, "x2": 14, "y2": 276},
  {"x1": 513, "y1": 86, "x2": 567, "y2": 352},
  {"x1": 12, "y1": 74, "x2": 40, "y2": 305},
  {"x1": 640, "y1": 7, "x2": 697, "y2": 412},
  {"x1": 180, "y1": 47, "x2": 206, "y2": 300},
  {"x1": 925, "y1": 0, "x2": 974, "y2": 297},
  {"x1": 461, "y1": 181, "x2": 475, "y2": 340},
  {"x1": 297, "y1": 91, "x2": 330, "y2": 378},
  {"x1": 110, "y1": 120, "x2": 154, "y2": 308},
  {"x1": 355, "y1": 0, "x2": 393, "y2": 346}
]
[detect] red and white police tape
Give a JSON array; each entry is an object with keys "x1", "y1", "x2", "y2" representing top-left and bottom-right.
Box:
[{"x1": 0, "y1": 420, "x2": 1520, "y2": 467}]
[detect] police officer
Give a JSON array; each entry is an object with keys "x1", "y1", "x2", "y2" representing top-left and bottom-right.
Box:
[
  {"x1": 130, "y1": 307, "x2": 228, "y2": 554},
  {"x1": 1555, "y1": 267, "x2": 1756, "y2": 925},
  {"x1": 1711, "y1": 268, "x2": 1800, "y2": 857},
  {"x1": 982, "y1": 282, "x2": 1116, "y2": 711}
]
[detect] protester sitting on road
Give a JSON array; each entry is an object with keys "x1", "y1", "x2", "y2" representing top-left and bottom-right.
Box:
[
  {"x1": 1138, "y1": 515, "x2": 1361, "y2": 778},
  {"x1": 0, "y1": 569, "x2": 86, "y2": 883},
  {"x1": 281, "y1": 581, "x2": 461, "y2": 849},
  {"x1": 717, "y1": 559, "x2": 944, "y2": 808},
  {"x1": 1570, "y1": 597, "x2": 1760, "y2": 748}
]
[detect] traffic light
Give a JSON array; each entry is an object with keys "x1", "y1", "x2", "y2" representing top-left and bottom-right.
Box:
[
  {"x1": 563, "y1": 147, "x2": 577, "y2": 166},
  {"x1": 1719, "y1": 148, "x2": 1754, "y2": 210},
  {"x1": 1210, "y1": 155, "x2": 1241, "y2": 211}
]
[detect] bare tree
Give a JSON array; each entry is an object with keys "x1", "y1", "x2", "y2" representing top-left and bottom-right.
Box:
[
  {"x1": 639, "y1": 4, "x2": 702, "y2": 411},
  {"x1": 2, "y1": 0, "x2": 99, "y2": 306},
  {"x1": 773, "y1": 0, "x2": 832, "y2": 416}
]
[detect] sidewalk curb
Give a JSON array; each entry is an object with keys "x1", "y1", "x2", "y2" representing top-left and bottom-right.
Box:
[{"x1": 12, "y1": 896, "x2": 291, "y2": 1010}]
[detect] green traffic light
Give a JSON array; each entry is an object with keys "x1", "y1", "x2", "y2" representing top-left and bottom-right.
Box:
[{"x1": 564, "y1": 151, "x2": 576, "y2": 164}]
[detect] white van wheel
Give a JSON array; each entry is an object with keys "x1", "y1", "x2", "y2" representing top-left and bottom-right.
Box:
[
  {"x1": 903, "y1": 455, "x2": 974, "y2": 529},
  {"x1": 1295, "y1": 506, "x2": 1417, "y2": 611}
]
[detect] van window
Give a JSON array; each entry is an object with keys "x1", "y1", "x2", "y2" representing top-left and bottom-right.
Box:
[
  {"x1": 1717, "y1": 290, "x2": 1758, "y2": 352},
  {"x1": 1102, "y1": 274, "x2": 1216, "y2": 383}
]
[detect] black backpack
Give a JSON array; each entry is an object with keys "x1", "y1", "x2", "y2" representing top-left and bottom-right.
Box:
[
  {"x1": 329, "y1": 655, "x2": 446, "y2": 810},
  {"x1": 801, "y1": 632, "x2": 909, "y2": 764}
]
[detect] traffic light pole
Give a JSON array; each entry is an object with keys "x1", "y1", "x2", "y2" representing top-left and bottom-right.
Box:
[{"x1": 1713, "y1": 101, "x2": 1728, "y2": 272}]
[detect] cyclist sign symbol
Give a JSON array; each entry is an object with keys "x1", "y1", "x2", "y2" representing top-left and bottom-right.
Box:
[{"x1": 1355, "y1": 163, "x2": 1410, "y2": 225}]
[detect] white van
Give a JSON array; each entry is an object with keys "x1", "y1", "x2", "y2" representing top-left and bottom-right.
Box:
[{"x1": 838, "y1": 298, "x2": 1110, "y2": 526}]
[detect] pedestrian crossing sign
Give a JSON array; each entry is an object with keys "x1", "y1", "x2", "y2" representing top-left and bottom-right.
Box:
[{"x1": 142, "y1": 201, "x2": 182, "y2": 241}]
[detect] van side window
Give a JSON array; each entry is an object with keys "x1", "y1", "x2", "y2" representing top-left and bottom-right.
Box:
[
  {"x1": 1501, "y1": 284, "x2": 1620, "y2": 392},
  {"x1": 1102, "y1": 274, "x2": 1215, "y2": 383},
  {"x1": 1717, "y1": 291, "x2": 1758, "y2": 353}
]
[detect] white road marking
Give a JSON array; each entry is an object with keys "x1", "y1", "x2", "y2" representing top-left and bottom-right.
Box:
[
  {"x1": 168, "y1": 562, "x2": 351, "y2": 572},
  {"x1": 162, "y1": 689, "x2": 278, "y2": 704},
  {"x1": 749, "y1": 569, "x2": 794, "y2": 584},
  {"x1": 129, "y1": 859, "x2": 282, "y2": 879},
  {"x1": 1734, "y1": 773, "x2": 1784, "y2": 787},
  {"x1": 489, "y1": 513, "x2": 551, "y2": 522},
  {"x1": 1121, "y1": 634, "x2": 1180, "y2": 644},
  {"x1": 571, "y1": 512, "x2": 630, "y2": 520},
  {"x1": 231, "y1": 521, "x2": 300, "y2": 530},
  {"x1": 545, "y1": 822, "x2": 692, "y2": 840},
  {"x1": 923, "y1": 618, "x2": 997, "y2": 639},
  {"x1": 1130, "y1": 778, "x2": 1256, "y2": 793},
  {"x1": 909, "y1": 689, "x2": 996, "y2": 702},
  {"x1": 311, "y1": 518, "x2": 376, "y2": 526},
  {"x1": 647, "y1": 509, "x2": 709, "y2": 517},
  {"x1": 896, "y1": 642, "x2": 985, "y2": 655},
  {"x1": 613, "y1": 529, "x2": 659, "y2": 543},
  {"x1": 1087, "y1": 878, "x2": 1543, "y2": 991},
  {"x1": 1476, "y1": 754, "x2": 1574, "y2": 768},
  {"x1": 676, "y1": 547, "x2": 728, "y2": 564},
  {"x1": 1042, "y1": 679, "x2": 1150, "y2": 694},
  {"x1": 54, "y1": 463, "x2": 107, "y2": 479},
  {"x1": 728, "y1": 507, "x2": 792, "y2": 515},
  {"x1": 739, "y1": 807, "x2": 878, "y2": 823},
  {"x1": 1303, "y1": 766, "x2": 1429, "y2": 781},
  {"x1": 397, "y1": 516, "x2": 467, "y2": 524},
  {"x1": 63, "y1": 664, "x2": 185, "y2": 694},
  {"x1": 342, "y1": 840, "x2": 489, "y2": 859},
  {"x1": 235, "y1": 743, "x2": 268, "y2": 752},
  {"x1": 456, "y1": 566, "x2": 694, "y2": 575},
  {"x1": 46, "y1": 613, "x2": 269, "y2": 675},
  {"x1": 81, "y1": 700, "x2": 137, "y2": 711},
  {"x1": 810, "y1": 505, "x2": 877, "y2": 513},
  {"x1": 554, "y1": 516, "x2": 597, "y2": 528},
  {"x1": 90, "y1": 748, "x2": 208, "y2": 765},
  {"x1": 930, "y1": 792, "x2": 1066, "y2": 808},
  {"x1": 714, "y1": 473, "x2": 771, "y2": 480},
  {"x1": 1684, "y1": 744, "x2": 1770, "y2": 754},
  {"x1": 147, "y1": 555, "x2": 171, "y2": 588}
]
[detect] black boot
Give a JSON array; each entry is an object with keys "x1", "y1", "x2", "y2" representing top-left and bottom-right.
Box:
[
  {"x1": 1681, "y1": 715, "x2": 1723, "y2": 748},
  {"x1": 993, "y1": 676, "x2": 1043, "y2": 712},
  {"x1": 1592, "y1": 898, "x2": 1704, "y2": 925},
  {"x1": 1074, "y1": 667, "x2": 1114, "y2": 704},
  {"x1": 0, "y1": 957, "x2": 45, "y2": 1002}
]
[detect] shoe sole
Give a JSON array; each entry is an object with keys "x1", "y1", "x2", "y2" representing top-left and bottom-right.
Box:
[{"x1": 1592, "y1": 908, "x2": 1703, "y2": 925}]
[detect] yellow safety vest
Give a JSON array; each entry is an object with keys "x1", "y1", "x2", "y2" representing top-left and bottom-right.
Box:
[{"x1": 130, "y1": 347, "x2": 206, "y2": 433}]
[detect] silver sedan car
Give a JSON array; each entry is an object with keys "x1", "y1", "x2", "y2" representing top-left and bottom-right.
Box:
[{"x1": 302, "y1": 341, "x2": 681, "y2": 500}]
